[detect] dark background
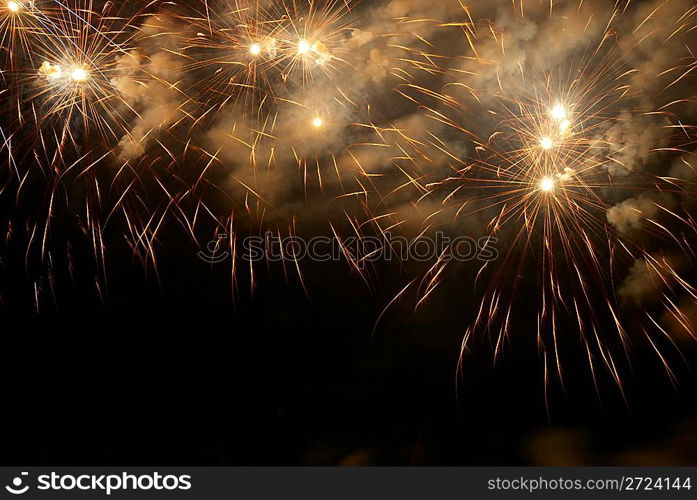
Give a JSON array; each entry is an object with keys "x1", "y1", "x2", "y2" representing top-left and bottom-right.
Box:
[{"x1": 0, "y1": 223, "x2": 695, "y2": 466}]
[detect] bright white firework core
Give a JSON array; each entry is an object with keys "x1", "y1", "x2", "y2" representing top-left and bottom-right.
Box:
[
  {"x1": 550, "y1": 104, "x2": 567, "y2": 121},
  {"x1": 249, "y1": 43, "x2": 261, "y2": 56},
  {"x1": 540, "y1": 137, "x2": 554, "y2": 150},
  {"x1": 70, "y1": 66, "x2": 89, "y2": 82},
  {"x1": 7, "y1": 1, "x2": 20, "y2": 12},
  {"x1": 539, "y1": 177, "x2": 555, "y2": 192},
  {"x1": 298, "y1": 40, "x2": 311, "y2": 55},
  {"x1": 312, "y1": 117, "x2": 324, "y2": 128}
]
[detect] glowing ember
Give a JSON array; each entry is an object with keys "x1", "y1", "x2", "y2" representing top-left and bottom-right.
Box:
[
  {"x1": 70, "y1": 66, "x2": 89, "y2": 82},
  {"x1": 559, "y1": 119, "x2": 571, "y2": 134},
  {"x1": 297, "y1": 40, "x2": 311, "y2": 55},
  {"x1": 550, "y1": 103, "x2": 567, "y2": 121},
  {"x1": 539, "y1": 177, "x2": 555, "y2": 192}
]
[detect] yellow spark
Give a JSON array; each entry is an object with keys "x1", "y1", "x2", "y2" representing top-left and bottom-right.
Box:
[
  {"x1": 539, "y1": 177, "x2": 555, "y2": 192},
  {"x1": 540, "y1": 136, "x2": 554, "y2": 150},
  {"x1": 298, "y1": 40, "x2": 311, "y2": 55},
  {"x1": 249, "y1": 43, "x2": 261, "y2": 56},
  {"x1": 6, "y1": 1, "x2": 20, "y2": 13},
  {"x1": 70, "y1": 66, "x2": 89, "y2": 82},
  {"x1": 312, "y1": 117, "x2": 324, "y2": 128},
  {"x1": 550, "y1": 103, "x2": 567, "y2": 121},
  {"x1": 559, "y1": 119, "x2": 571, "y2": 134}
]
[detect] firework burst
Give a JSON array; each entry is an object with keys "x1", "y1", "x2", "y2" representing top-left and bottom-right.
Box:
[
  {"x1": 0, "y1": 0, "x2": 695, "y2": 400},
  {"x1": 371, "y1": 0, "x2": 697, "y2": 401}
]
